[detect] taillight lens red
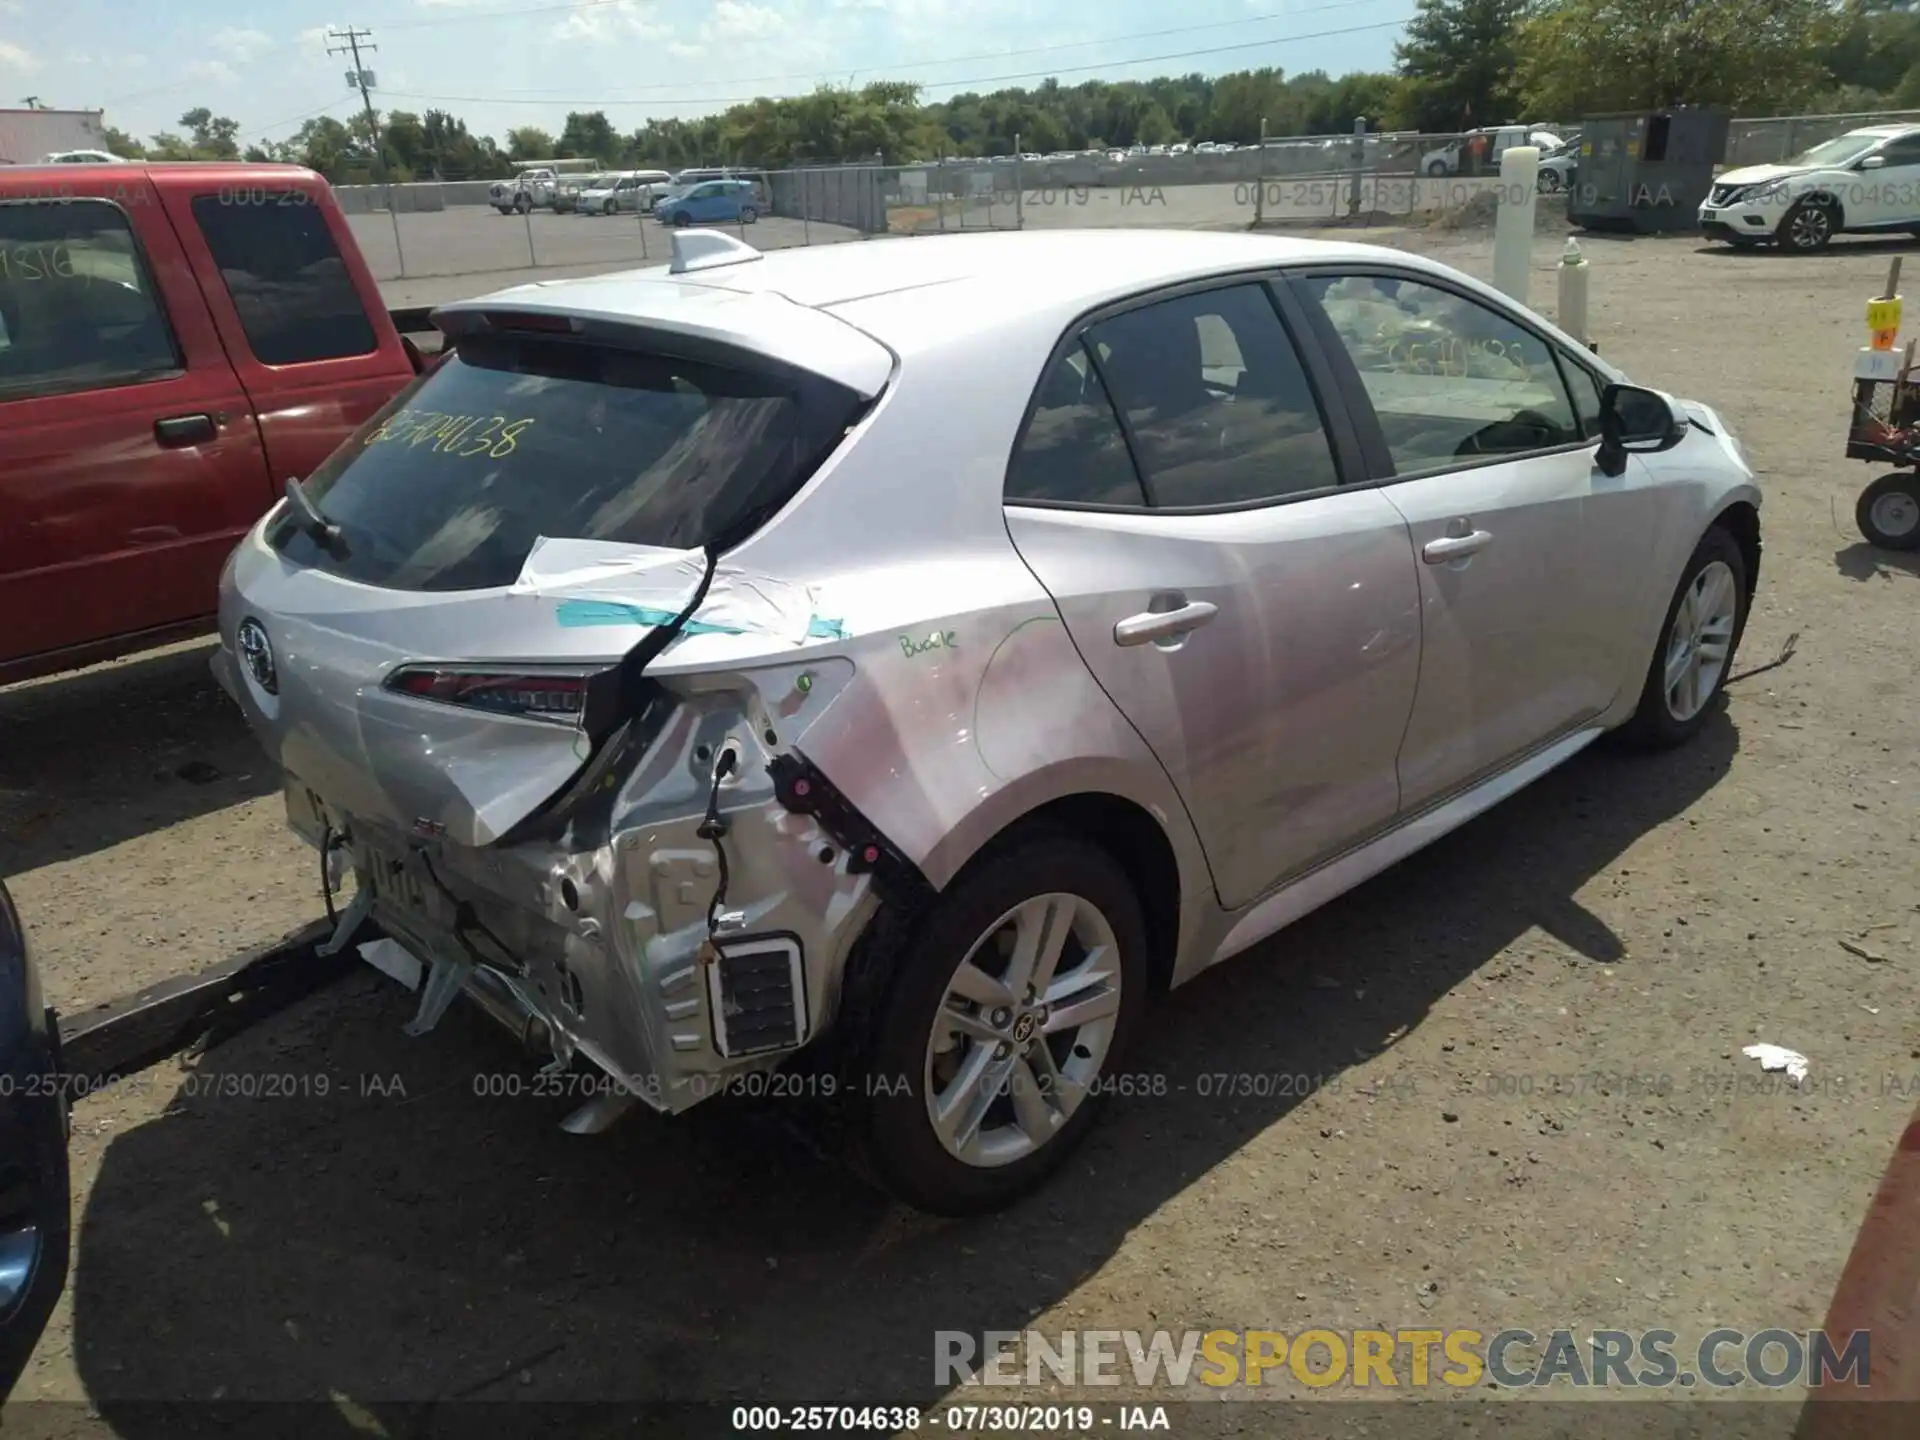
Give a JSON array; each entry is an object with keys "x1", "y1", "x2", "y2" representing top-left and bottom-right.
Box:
[{"x1": 387, "y1": 667, "x2": 594, "y2": 724}]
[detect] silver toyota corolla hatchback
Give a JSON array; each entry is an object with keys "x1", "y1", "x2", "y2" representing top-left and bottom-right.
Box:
[{"x1": 214, "y1": 227, "x2": 1762, "y2": 1214}]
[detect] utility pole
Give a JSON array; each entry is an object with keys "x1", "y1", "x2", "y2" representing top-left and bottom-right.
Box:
[{"x1": 326, "y1": 26, "x2": 407, "y2": 276}]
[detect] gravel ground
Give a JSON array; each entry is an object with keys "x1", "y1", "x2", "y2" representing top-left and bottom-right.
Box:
[{"x1": 3, "y1": 223, "x2": 1917, "y2": 1430}]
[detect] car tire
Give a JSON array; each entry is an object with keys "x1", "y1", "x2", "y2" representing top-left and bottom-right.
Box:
[
  {"x1": 1780, "y1": 197, "x2": 1838, "y2": 252},
  {"x1": 1856, "y1": 472, "x2": 1920, "y2": 550},
  {"x1": 739, "y1": 206, "x2": 758, "y2": 224},
  {"x1": 671, "y1": 211, "x2": 691, "y2": 227},
  {"x1": 1616, "y1": 526, "x2": 1750, "y2": 750},
  {"x1": 494, "y1": 205, "x2": 513, "y2": 215},
  {"x1": 1426, "y1": 160, "x2": 1448, "y2": 177},
  {"x1": 514, "y1": 193, "x2": 532, "y2": 215},
  {"x1": 1538, "y1": 169, "x2": 1562, "y2": 193},
  {"x1": 851, "y1": 832, "x2": 1150, "y2": 1216}
]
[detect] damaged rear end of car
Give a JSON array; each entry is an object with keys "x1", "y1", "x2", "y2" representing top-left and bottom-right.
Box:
[{"x1": 212, "y1": 280, "x2": 912, "y2": 1122}]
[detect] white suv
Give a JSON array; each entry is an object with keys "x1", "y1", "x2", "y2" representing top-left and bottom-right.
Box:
[
  {"x1": 1701, "y1": 124, "x2": 1920, "y2": 251},
  {"x1": 489, "y1": 167, "x2": 560, "y2": 215}
]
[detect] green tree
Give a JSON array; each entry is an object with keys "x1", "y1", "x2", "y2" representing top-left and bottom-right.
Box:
[
  {"x1": 1394, "y1": 0, "x2": 1531, "y2": 130},
  {"x1": 1517, "y1": 0, "x2": 1842, "y2": 119},
  {"x1": 506, "y1": 126, "x2": 556, "y2": 161},
  {"x1": 558, "y1": 110, "x2": 618, "y2": 161},
  {"x1": 101, "y1": 124, "x2": 146, "y2": 158},
  {"x1": 179, "y1": 107, "x2": 242, "y2": 159}
]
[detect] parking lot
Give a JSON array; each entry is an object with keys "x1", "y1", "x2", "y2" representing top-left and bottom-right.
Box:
[
  {"x1": 353, "y1": 175, "x2": 1501, "y2": 306},
  {"x1": 3, "y1": 220, "x2": 1918, "y2": 1427}
]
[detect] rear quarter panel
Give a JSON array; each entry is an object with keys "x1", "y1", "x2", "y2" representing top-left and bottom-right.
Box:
[{"x1": 707, "y1": 287, "x2": 1219, "y2": 963}]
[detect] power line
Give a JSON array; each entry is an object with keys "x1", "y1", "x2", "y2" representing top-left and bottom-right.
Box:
[
  {"x1": 250, "y1": 97, "x2": 349, "y2": 145},
  {"x1": 469, "y1": 0, "x2": 1398, "y2": 96},
  {"x1": 375, "y1": 14, "x2": 1412, "y2": 111}
]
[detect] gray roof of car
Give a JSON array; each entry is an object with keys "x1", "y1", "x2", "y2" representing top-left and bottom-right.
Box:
[{"x1": 452, "y1": 228, "x2": 1429, "y2": 349}]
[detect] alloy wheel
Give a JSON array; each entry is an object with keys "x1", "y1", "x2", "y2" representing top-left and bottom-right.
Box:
[
  {"x1": 1789, "y1": 205, "x2": 1832, "y2": 249},
  {"x1": 1662, "y1": 559, "x2": 1738, "y2": 722},
  {"x1": 923, "y1": 892, "x2": 1122, "y2": 1168}
]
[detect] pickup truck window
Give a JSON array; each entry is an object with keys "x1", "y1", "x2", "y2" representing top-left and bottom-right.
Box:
[
  {"x1": 0, "y1": 198, "x2": 181, "y2": 402},
  {"x1": 189, "y1": 195, "x2": 377, "y2": 366}
]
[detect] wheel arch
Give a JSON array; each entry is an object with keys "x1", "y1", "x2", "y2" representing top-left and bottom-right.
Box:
[
  {"x1": 1710, "y1": 498, "x2": 1762, "y2": 600},
  {"x1": 1793, "y1": 187, "x2": 1846, "y2": 232},
  {"x1": 958, "y1": 791, "x2": 1187, "y2": 995}
]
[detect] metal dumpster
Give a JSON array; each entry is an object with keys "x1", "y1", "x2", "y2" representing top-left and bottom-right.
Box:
[{"x1": 1568, "y1": 108, "x2": 1730, "y2": 234}]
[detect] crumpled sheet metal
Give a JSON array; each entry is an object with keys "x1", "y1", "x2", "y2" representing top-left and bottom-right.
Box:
[{"x1": 512, "y1": 536, "x2": 848, "y2": 645}]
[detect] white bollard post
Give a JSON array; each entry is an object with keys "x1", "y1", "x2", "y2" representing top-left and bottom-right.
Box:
[
  {"x1": 1557, "y1": 235, "x2": 1589, "y2": 345},
  {"x1": 1492, "y1": 144, "x2": 1539, "y2": 305}
]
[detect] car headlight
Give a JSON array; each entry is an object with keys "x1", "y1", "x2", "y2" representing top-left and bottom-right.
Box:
[{"x1": 1750, "y1": 177, "x2": 1789, "y2": 199}]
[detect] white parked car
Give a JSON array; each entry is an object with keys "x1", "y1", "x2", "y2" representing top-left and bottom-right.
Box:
[
  {"x1": 40, "y1": 149, "x2": 123, "y2": 164},
  {"x1": 1422, "y1": 127, "x2": 1563, "y2": 177},
  {"x1": 579, "y1": 169, "x2": 672, "y2": 215},
  {"x1": 490, "y1": 167, "x2": 560, "y2": 215},
  {"x1": 1700, "y1": 124, "x2": 1920, "y2": 251}
]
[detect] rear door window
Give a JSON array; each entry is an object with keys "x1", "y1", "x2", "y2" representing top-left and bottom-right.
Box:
[
  {"x1": 269, "y1": 335, "x2": 866, "y2": 592},
  {"x1": 0, "y1": 198, "x2": 181, "y2": 401},
  {"x1": 189, "y1": 195, "x2": 377, "y2": 365},
  {"x1": 1084, "y1": 283, "x2": 1342, "y2": 505},
  {"x1": 1006, "y1": 343, "x2": 1148, "y2": 507}
]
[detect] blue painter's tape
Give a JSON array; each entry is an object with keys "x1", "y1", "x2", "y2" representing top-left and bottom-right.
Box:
[
  {"x1": 555, "y1": 600, "x2": 745, "y2": 635},
  {"x1": 555, "y1": 600, "x2": 851, "y2": 642}
]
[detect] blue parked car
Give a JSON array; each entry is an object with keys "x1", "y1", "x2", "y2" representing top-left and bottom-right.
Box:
[{"x1": 654, "y1": 178, "x2": 760, "y2": 227}]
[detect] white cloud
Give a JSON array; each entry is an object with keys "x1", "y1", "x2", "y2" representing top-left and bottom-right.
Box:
[
  {"x1": 0, "y1": 0, "x2": 23, "y2": 15},
  {"x1": 708, "y1": 0, "x2": 785, "y2": 40},
  {"x1": 667, "y1": 40, "x2": 706, "y2": 57},
  {"x1": 294, "y1": 27, "x2": 335, "y2": 57},
  {"x1": 553, "y1": 0, "x2": 670, "y2": 41},
  {"x1": 212, "y1": 27, "x2": 276, "y2": 63},
  {"x1": 184, "y1": 59, "x2": 238, "y2": 85},
  {"x1": 0, "y1": 40, "x2": 36, "y2": 71}
]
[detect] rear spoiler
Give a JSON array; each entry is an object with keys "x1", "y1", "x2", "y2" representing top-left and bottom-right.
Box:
[{"x1": 388, "y1": 306, "x2": 447, "y2": 374}]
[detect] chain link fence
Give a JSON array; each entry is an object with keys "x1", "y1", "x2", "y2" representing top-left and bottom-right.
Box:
[
  {"x1": 1725, "y1": 109, "x2": 1920, "y2": 169},
  {"x1": 335, "y1": 120, "x2": 1643, "y2": 294}
]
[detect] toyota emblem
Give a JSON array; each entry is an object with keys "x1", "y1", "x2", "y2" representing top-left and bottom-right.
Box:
[{"x1": 237, "y1": 618, "x2": 277, "y2": 695}]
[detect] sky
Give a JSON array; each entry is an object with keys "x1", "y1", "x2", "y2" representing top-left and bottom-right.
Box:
[{"x1": 0, "y1": 0, "x2": 1421, "y2": 150}]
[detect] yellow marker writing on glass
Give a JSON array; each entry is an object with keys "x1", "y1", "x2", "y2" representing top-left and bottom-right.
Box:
[{"x1": 367, "y1": 411, "x2": 535, "y2": 459}]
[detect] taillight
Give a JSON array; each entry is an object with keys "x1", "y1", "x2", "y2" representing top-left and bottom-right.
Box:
[{"x1": 386, "y1": 666, "x2": 599, "y2": 725}]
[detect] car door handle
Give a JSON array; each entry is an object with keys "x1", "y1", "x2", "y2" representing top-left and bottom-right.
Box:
[
  {"x1": 1422, "y1": 530, "x2": 1493, "y2": 563},
  {"x1": 154, "y1": 413, "x2": 217, "y2": 447},
  {"x1": 1114, "y1": 601, "x2": 1218, "y2": 646}
]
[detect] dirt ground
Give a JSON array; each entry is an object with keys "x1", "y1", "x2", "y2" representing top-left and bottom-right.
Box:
[{"x1": 3, "y1": 222, "x2": 1918, "y2": 1432}]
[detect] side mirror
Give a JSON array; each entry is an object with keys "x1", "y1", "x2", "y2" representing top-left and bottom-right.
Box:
[
  {"x1": 1597, "y1": 383, "x2": 1686, "y2": 476},
  {"x1": 1861, "y1": 154, "x2": 1887, "y2": 170}
]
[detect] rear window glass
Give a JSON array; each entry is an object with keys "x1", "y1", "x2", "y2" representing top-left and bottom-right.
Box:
[{"x1": 268, "y1": 335, "x2": 863, "y2": 591}]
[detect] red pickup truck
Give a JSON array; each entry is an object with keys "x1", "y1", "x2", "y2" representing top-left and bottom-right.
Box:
[{"x1": 0, "y1": 162, "x2": 439, "y2": 686}]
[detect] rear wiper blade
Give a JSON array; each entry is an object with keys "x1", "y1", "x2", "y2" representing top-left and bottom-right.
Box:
[{"x1": 283, "y1": 477, "x2": 345, "y2": 554}]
